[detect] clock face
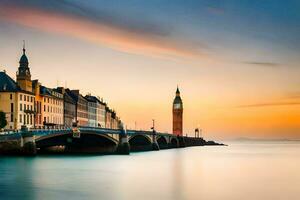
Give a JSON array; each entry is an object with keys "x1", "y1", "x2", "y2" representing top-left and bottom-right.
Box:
[{"x1": 174, "y1": 103, "x2": 181, "y2": 109}]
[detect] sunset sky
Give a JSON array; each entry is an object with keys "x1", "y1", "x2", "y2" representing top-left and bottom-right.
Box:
[{"x1": 0, "y1": 0, "x2": 299, "y2": 140}]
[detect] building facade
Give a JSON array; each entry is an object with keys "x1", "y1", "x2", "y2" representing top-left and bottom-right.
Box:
[
  {"x1": 105, "y1": 107, "x2": 112, "y2": 129},
  {"x1": 55, "y1": 88, "x2": 76, "y2": 128},
  {"x1": 85, "y1": 95, "x2": 98, "y2": 127},
  {"x1": 173, "y1": 87, "x2": 183, "y2": 136},
  {"x1": 40, "y1": 86, "x2": 64, "y2": 128},
  {"x1": 32, "y1": 80, "x2": 43, "y2": 128},
  {"x1": 98, "y1": 101, "x2": 106, "y2": 128},
  {"x1": 85, "y1": 95, "x2": 107, "y2": 128},
  {"x1": 67, "y1": 90, "x2": 88, "y2": 127},
  {"x1": 0, "y1": 73, "x2": 35, "y2": 130},
  {"x1": 111, "y1": 111, "x2": 120, "y2": 129}
]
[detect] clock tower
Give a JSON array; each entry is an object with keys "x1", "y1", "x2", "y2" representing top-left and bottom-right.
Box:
[
  {"x1": 16, "y1": 42, "x2": 32, "y2": 92},
  {"x1": 173, "y1": 86, "x2": 183, "y2": 136}
]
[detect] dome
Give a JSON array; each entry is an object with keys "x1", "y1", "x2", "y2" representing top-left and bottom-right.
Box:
[{"x1": 19, "y1": 54, "x2": 28, "y2": 64}]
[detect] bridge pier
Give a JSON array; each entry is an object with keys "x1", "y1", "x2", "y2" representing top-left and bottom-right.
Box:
[
  {"x1": 151, "y1": 132, "x2": 160, "y2": 151},
  {"x1": 178, "y1": 136, "x2": 186, "y2": 148},
  {"x1": 116, "y1": 126, "x2": 130, "y2": 155},
  {"x1": 20, "y1": 126, "x2": 37, "y2": 155}
]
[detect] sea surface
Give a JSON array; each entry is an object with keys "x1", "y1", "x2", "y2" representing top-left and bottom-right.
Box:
[{"x1": 0, "y1": 141, "x2": 300, "y2": 200}]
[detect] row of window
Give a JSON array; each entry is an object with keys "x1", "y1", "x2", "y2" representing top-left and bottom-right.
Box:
[
  {"x1": 20, "y1": 103, "x2": 33, "y2": 112},
  {"x1": 43, "y1": 105, "x2": 63, "y2": 114},
  {"x1": 44, "y1": 97, "x2": 63, "y2": 106},
  {"x1": 43, "y1": 116, "x2": 63, "y2": 124},
  {"x1": 19, "y1": 114, "x2": 33, "y2": 125},
  {"x1": 20, "y1": 94, "x2": 34, "y2": 103}
]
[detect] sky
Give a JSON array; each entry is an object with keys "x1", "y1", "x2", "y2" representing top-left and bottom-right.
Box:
[{"x1": 0, "y1": 0, "x2": 299, "y2": 140}]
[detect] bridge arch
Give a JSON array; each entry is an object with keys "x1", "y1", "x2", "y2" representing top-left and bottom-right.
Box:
[
  {"x1": 169, "y1": 137, "x2": 179, "y2": 148},
  {"x1": 129, "y1": 134, "x2": 152, "y2": 152},
  {"x1": 36, "y1": 132, "x2": 118, "y2": 154},
  {"x1": 157, "y1": 136, "x2": 168, "y2": 149}
]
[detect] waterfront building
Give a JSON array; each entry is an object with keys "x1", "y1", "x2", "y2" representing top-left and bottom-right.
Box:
[
  {"x1": 40, "y1": 86, "x2": 64, "y2": 128},
  {"x1": 84, "y1": 95, "x2": 106, "y2": 128},
  {"x1": 0, "y1": 71, "x2": 35, "y2": 130},
  {"x1": 85, "y1": 95, "x2": 97, "y2": 127},
  {"x1": 32, "y1": 80, "x2": 43, "y2": 128},
  {"x1": 55, "y1": 88, "x2": 76, "y2": 128},
  {"x1": 105, "y1": 107, "x2": 112, "y2": 129},
  {"x1": 0, "y1": 46, "x2": 36, "y2": 130},
  {"x1": 67, "y1": 90, "x2": 88, "y2": 127},
  {"x1": 173, "y1": 87, "x2": 183, "y2": 136},
  {"x1": 111, "y1": 111, "x2": 120, "y2": 129},
  {"x1": 98, "y1": 100, "x2": 106, "y2": 128},
  {"x1": 0, "y1": 45, "x2": 121, "y2": 130}
]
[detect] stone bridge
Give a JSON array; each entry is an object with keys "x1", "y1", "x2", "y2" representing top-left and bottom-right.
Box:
[{"x1": 0, "y1": 126, "x2": 207, "y2": 155}]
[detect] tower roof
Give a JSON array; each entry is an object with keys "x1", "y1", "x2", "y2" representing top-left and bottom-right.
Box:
[
  {"x1": 173, "y1": 96, "x2": 182, "y2": 104},
  {"x1": 19, "y1": 54, "x2": 28, "y2": 65},
  {"x1": 176, "y1": 86, "x2": 180, "y2": 94},
  {"x1": 173, "y1": 86, "x2": 182, "y2": 104},
  {"x1": 19, "y1": 42, "x2": 29, "y2": 66}
]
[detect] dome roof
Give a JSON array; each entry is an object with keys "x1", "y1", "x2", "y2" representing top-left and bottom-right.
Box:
[{"x1": 19, "y1": 54, "x2": 28, "y2": 64}]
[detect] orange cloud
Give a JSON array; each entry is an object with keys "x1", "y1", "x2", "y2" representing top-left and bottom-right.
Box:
[
  {"x1": 237, "y1": 102, "x2": 300, "y2": 108},
  {"x1": 0, "y1": 5, "x2": 204, "y2": 59}
]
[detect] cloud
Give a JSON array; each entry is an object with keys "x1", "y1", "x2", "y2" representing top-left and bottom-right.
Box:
[
  {"x1": 0, "y1": 0, "x2": 207, "y2": 59},
  {"x1": 285, "y1": 92, "x2": 300, "y2": 99},
  {"x1": 243, "y1": 61, "x2": 280, "y2": 67},
  {"x1": 237, "y1": 102, "x2": 300, "y2": 108}
]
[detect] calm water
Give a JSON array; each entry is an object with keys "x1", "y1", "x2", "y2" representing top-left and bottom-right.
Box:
[{"x1": 0, "y1": 141, "x2": 300, "y2": 200}]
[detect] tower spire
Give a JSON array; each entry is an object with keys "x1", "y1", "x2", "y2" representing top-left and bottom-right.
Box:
[
  {"x1": 176, "y1": 85, "x2": 180, "y2": 96},
  {"x1": 23, "y1": 40, "x2": 26, "y2": 54}
]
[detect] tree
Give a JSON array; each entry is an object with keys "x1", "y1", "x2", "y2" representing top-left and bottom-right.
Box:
[{"x1": 0, "y1": 111, "x2": 7, "y2": 129}]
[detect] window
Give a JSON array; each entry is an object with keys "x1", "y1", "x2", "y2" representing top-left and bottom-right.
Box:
[
  {"x1": 44, "y1": 117, "x2": 46, "y2": 123},
  {"x1": 20, "y1": 104, "x2": 22, "y2": 111},
  {"x1": 27, "y1": 114, "x2": 29, "y2": 124},
  {"x1": 24, "y1": 115, "x2": 26, "y2": 125},
  {"x1": 19, "y1": 114, "x2": 22, "y2": 123},
  {"x1": 11, "y1": 103, "x2": 13, "y2": 112},
  {"x1": 11, "y1": 114, "x2": 13, "y2": 122},
  {"x1": 31, "y1": 97, "x2": 33, "y2": 102},
  {"x1": 44, "y1": 105, "x2": 46, "y2": 112},
  {"x1": 10, "y1": 94, "x2": 12, "y2": 100},
  {"x1": 31, "y1": 105, "x2": 33, "y2": 111},
  {"x1": 30, "y1": 115, "x2": 32, "y2": 125},
  {"x1": 20, "y1": 94, "x2": 22, "y2": 101},
  {"x1": 27, "y1": 96, "x2": 29, "y2": 102}
]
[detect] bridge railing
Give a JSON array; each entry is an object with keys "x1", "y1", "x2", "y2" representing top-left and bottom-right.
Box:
[
  {"x1": 78, "y1": 127, "x2": 121, "y2": 134},
  {"x1": 0, "y1": 126, "x2": 175, "y2": 139},
  {"x1": 30, "y1": 128, "x2": 72, "y2": 137},
  {"x1": 0, "y1": 132, "x2": 22, "y2": 141}
]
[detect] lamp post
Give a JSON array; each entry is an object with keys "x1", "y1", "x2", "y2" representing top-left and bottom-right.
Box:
[{"x1": 151, "y1": 119, "x2": 155, "y2": 132}]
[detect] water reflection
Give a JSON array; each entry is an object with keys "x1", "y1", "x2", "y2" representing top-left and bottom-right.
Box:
[{"x1": 0, "y1": 142, "x2": 300, "y2": 200}]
